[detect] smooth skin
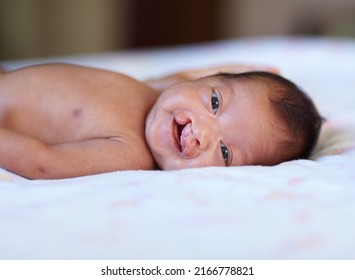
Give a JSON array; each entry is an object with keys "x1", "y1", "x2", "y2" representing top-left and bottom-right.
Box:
[
  {"x1": 0, "y1": 63, "x2": 277, "y2": 179},
  {"x1": 145, "y1": 75, "x2": 279, "y2": 170}
]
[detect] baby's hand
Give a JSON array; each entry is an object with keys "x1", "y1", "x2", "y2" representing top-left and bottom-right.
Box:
[
  {"x1": 146, "y1": 64, "x2": 279, "y2": 92},
  {"x1": 177, "y1": 64, "x2": 280, "y2": 80}
]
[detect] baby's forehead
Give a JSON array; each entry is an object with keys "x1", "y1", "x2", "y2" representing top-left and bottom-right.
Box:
[
  {"x1": 203, "y1": 73, "x2": 259, "y2": 87},
  {"x1": 207, "y1": 74, "x2": 274, "y2": 97}
]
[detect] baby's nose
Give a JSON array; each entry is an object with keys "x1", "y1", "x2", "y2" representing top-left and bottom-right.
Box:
[
  {"x1": 193, "y1": 117, "x2": 218, "y2": 151},
  {"x1": 180, "y1": 120, "x2": 217, "y2": 158}
]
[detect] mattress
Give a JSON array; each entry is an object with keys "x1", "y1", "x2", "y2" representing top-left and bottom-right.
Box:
[{"x1": 1, "y1": 36, "x2": 355, "y2": 259}]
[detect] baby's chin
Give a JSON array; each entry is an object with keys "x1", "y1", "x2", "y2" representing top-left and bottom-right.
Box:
[
  {"x1": 154, "y1": 154, "x2": 213, "y2": 170},
  {"x1": 153, "y1": 158, "x2": 179, "y2": 171},
  {"x1": 152, "y1": 154, "x2": 186, "y2": 170}
]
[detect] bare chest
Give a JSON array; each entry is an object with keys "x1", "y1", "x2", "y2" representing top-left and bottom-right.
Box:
[
  {"x1": 3, "y1": 93, "x2": 153, "y2": 145},
  {"x1": 0, "y1": 66, "x2": 158, "y2": 145}
]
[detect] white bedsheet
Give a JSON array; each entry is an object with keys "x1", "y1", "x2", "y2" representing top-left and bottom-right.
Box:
[{"x1": 1, "y1": 37, "x2": 355, "y2": 259}]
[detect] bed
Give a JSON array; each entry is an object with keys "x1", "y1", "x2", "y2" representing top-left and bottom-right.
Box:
[{"x1": 1, "y1": 36, "x2": 355, "y2": 260}]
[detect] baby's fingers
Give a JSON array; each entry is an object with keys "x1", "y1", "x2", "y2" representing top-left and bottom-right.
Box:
[
  {"x1": 185, "y1": 64, "x2": 280, "y2": 80},
  {"x1": 214, "y1": 64, "x2": 280, "y2": 74}
]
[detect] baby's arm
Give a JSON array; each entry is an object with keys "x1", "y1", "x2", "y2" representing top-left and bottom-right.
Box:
[
  {"x1": 145, "y1": 64, "x2": 279, "y2": 92},
  {"x1": 0, "y1": 127, "x2": 150, "y2": 179}
]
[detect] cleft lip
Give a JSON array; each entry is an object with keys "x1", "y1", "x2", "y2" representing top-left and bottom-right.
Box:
[{"x1": 172, "y1": 118, "x2": 188, "y2": 153}]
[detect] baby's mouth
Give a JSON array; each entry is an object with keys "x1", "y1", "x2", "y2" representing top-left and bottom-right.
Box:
[
  {"x1": 174, "y1": 122, "x2": 185, "y2": 152},
  {"x1": 174, "y1": 120, "x2": 189, "y2": 152}
]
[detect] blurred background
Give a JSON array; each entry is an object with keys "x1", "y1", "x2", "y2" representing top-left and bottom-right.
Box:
[{"x1": 1, "y1": 0, "x2": 355, "y2": 60}]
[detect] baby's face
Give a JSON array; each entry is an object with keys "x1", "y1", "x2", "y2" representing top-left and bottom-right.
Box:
[{"x1": 145, "y1": 76, "x2": 279, "y2": 170}]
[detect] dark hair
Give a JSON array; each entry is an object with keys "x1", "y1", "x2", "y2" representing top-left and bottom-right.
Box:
[{"x1": 213, "y1": 71, "x2": 323, "y2": 164}]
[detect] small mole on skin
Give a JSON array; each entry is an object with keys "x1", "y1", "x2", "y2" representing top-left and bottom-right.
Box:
[{"x1": 72, "y1": 109, "x2": 82, "y2": 118}]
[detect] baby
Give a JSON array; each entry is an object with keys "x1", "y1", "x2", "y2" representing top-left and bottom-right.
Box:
[{"x1": 0, "y1": 63, "x2": 322, "y2": 179}]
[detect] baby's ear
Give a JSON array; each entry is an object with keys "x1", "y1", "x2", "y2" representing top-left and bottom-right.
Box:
[{"x1": 0, "y1": 67, "x2": 6, "y2": 75}]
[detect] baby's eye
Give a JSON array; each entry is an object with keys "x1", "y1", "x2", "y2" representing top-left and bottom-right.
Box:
[
  {"x1": 220, "y1": 143, "x2": 229, "y2": 165},
  {"x1": 211, "y1": 91, "x2": 220, "y2": 114}
]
